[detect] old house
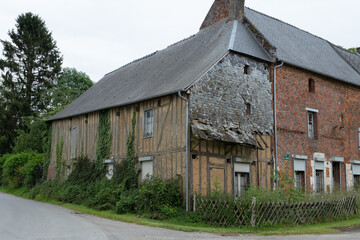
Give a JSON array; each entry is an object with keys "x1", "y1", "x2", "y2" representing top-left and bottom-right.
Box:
[{"x1": 47, "y1": 0, "x2": 360, "y2": 208}]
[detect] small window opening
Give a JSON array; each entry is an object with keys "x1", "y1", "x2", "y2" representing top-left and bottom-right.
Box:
[
  {"x1": 192, "y1": 154, "x2": 197, "y2": 159},
  {"x1": 358, "y1": 127, "x2": 360, "y2": 150},
  {"x1": 157, "y1": 99, "x2": 161, "y2": 107},
  {"x1": 246, "y1": 103, "x2": 251, "y2": 118},
  {"x1": 244, "y1": 65, "x2": 249, "y2": 74},
  {"x1": 309, "y1": 79, "x2": 315, "y2": 93},
  {"x1": 143, "y1": 109, "x2": 154, "y2": 137},
  {"x1": 308, "y1": 111, "x2": 317, "y2": 139},
  {"x1": 116, "y1": 111, "x2": 120, "y2": 117}
]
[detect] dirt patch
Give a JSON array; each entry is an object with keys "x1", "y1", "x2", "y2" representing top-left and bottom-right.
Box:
[{"x1": 332, "y1": 225, "x2": 360, "y2": 232}]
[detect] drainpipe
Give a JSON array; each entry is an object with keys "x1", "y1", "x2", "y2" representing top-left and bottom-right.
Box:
[
  {"x1": 178, "y1": 91, "x2": 189, "y2": 212},
  {"x1": 273, "y1": 61, "x2": 284, "y2": 190}
]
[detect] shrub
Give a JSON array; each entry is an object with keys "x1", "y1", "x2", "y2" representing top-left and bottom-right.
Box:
[
  {"x1": 66, "y1": 156, "x2": 105, "y2": 186},
  {"x1": 136, "y1": 176, "x2": 182, "y2": 214},
  {"x1": 2, "y1": 152, "x2": 35, "y2": 188},
  {"x1": 0, "y1": 154, "x2": 11, "y2": 185},
  {"x1": 22, "y1": 153, "x2": 44, "y2": 188},
  {"x1": 115, "y1": 189, "x2": 139, "y2": 214}
]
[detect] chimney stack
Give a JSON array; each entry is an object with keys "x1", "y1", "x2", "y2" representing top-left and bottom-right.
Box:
[{"x1": 200, "y1": 0, "x2": 245, "y2": 30}]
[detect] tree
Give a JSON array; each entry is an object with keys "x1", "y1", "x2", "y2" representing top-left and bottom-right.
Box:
[
  {"x1": 51, "y1": 67, "x2": 93, "y2": 109},
  {"x1": 0, "y1": 12, "x2": 62, "y2": 153}
]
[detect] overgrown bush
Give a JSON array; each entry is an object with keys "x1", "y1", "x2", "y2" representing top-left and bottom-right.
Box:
[
  {"x1": 2, "y1": 152, "x2": 34, "y2": 188},
  {"x1": 22, "y1": 153, "x2": 44, "y2": 188},
  {"x1": 0, "y1": 154, "x2": 11, "y2": 185},
  {"x1": 115, "y1": 176, "x2": 182, "y2": 218}
]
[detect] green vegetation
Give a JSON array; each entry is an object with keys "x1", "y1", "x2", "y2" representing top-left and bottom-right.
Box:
[
  {"x1": 96, "y1": 110, "x2": 112, "y2": 170},
  {"x1": 1, "y1": 152, "x2": 44, "y2": 189},
  {"x1": 0, "y1": 12, "x2": 93, "y2": 155}
]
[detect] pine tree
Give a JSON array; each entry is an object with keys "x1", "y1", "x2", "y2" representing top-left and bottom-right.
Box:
[{"x1": 0, "y1": 12, "x2": 63, "y2": 153}]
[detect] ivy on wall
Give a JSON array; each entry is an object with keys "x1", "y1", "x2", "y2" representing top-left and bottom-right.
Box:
[
  {"x1": 96, "y1": 110, "x2": 112, "y2": 170},
  {"x1": 113, "y1": 111, "x2": 139, "y2": 190}
]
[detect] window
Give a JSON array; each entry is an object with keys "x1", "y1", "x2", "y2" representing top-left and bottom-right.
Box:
[
  {"x1": 244, "y1": 65, "x2": 249, "y2": 74},
  {"x1": 295, "y1": 171, "x2": 305, "y2": 188},
  {"x1": 308, "y1": 112, "x2": 317, "y2": 139},
  {"x1": 332, "y1": 162, "x2": 341, "y2": 191},
  {"x1": 140, "y1": 156, "x2": 154, "y2": 180},
  {"x1": 246, "y1": 103, "x2": 251, "y2": 118},
  {"x1": 352, "y1": 163, "x2": 360, "y2": 188},
  {"x1": 309, "y1": 78, "x2": 315, "y2": 93},
  {"x1": 315, "y1": 170, "x2": 324, "y2": 193},
  {"x1": 235, "y1": 172, "x2": 250, "y2": 197},
  {"x1": 143, "y1": 109, "x2": 154, "y2": 137},
  {"x1": 234, "y1": 162, "x2": 250, "y2": 197},
  {"x1": 358, "y1": 128, "x2": 360, "y2": 150},
  {"x1": 294, "y1": 158, "x2": 306, "y2": 190},
  {"x1": 70, "y1": 126, "x2": 78, "y2": 159}
]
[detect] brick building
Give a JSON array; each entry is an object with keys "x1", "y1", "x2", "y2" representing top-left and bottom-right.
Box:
[{"x1": 48, "y1": 0, "x2": 360, "y2": 205}]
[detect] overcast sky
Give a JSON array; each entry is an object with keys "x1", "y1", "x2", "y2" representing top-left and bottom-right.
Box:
[{"x1": 0, "y1": 0, "x2": 359, "y2": 82}]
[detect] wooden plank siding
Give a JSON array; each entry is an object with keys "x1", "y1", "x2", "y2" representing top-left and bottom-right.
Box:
[
  {"x1": 48, "y1": 93, "x2": 273, "y2": 197},
  {"x1": 190, "y1": 134, "x2": 272, "y2": 196},
  {"x1": 48, "y1": 94, "x2": 187, "y2": 192}
]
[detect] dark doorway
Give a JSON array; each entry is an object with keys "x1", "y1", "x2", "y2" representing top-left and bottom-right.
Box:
[{"x1": 332, "y1": 162, "x2": 341, "y2": 191}]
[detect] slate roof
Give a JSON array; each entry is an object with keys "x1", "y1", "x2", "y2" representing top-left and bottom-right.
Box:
[
  {"x1": 48, "y1": 18, "x2": 271, "y2": 121},
  {"x1": 245, "y1": 8, "x2": 360, "y2": 86},
  {"x1": 48, "y1": 7, "x2": 360, "y2": 122}
]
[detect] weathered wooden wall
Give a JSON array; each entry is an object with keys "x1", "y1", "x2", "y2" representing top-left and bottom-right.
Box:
[
  {"x1": 191, "y1": 134, "x2": 272, "y2": 196},
  {"x1": 48, "y1": 94, "x2": 187, "y2": 191}
]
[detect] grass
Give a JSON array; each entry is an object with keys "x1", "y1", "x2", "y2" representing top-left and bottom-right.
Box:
[{"x1": 1, "y1": 186, "x2": 360, "y2": 236}]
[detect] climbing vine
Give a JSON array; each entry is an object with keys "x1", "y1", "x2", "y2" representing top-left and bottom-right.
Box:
[
  {"x1": 113, "y1": 111, "x2": 139, "y2": 190},
  {"x1": 96, "y1": 110, "x2": 112, "y2": 170},
  {"x1": 55, "y1": 131, "x2": 65, "y2": 182}
]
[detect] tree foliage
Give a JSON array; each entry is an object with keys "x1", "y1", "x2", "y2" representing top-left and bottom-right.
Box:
[
  {"x1": 51, "y1": 67, "x2": 93, "y2": 109},
  {"x1": 0, "y1": 12, "x2": 62, "y2": 153}
]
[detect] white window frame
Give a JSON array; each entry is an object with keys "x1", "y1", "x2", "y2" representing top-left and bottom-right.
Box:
[{"x1": 143, "y1": 108, "x2": 154, "y2": 138}]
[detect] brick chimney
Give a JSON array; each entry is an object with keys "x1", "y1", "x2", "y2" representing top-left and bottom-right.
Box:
[{"x1": 200, "y1": 0, "x2": 245, "y2": 30}]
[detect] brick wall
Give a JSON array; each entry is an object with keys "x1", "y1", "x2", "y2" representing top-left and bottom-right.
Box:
[{"x1": 275, "y1": 64, "x2": 360, "y2": 191}]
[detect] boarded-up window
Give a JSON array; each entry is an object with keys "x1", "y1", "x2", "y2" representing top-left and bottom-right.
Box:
[
  {"x1": 70, "y1": 126, "x2": 78, "y2": 159},
  {"x1": 140, "y1": 156, "x2": 154, "y2": 180},
  {"x1": 143, "y1": 109, "x2": 154, "y2": 137}
]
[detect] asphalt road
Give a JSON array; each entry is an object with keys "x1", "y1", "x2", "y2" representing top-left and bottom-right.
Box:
[{"x1": 1, "y1": 192, "x2": 360, "y2": 240}]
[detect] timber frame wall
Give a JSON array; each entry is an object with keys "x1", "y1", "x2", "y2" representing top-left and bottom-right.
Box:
[
  {"x1": 48, "y1": 93, "x2": 273, "y2": 195},
  {"x1": 48, "y1": 94, "x2": 188, "y2": 191}
]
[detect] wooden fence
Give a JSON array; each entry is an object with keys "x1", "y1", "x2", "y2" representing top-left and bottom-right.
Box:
[{"x1": 194, "y1": 194, "x2": 358, "y2": 227}]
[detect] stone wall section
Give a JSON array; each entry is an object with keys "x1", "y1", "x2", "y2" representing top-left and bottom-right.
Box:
[{"x1": 189, "y1": 52, "x2": 273, "y2": 145}]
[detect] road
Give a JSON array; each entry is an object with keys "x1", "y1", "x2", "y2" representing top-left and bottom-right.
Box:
[{"x1": 1, "y1": 192, "x2": 360, "y2": 240}]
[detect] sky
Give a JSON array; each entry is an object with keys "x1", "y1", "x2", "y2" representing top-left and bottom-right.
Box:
[{"x1": 0, "y1": 0, "x2": 359, "y2": 82}]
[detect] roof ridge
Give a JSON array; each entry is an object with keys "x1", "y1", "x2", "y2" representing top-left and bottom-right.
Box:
[
  {"x1": 245, "y1": 7, "x2": 331, "y2": 45},
  {"x1": 104, "y1": 34, "x2": 197, "y2": 78},
  {"x1": 330, "y1": 42, "x2": 360, "y2": 75},
  {"x1": 332, "y1": 44, "x2": 360, "y2": 56}
]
